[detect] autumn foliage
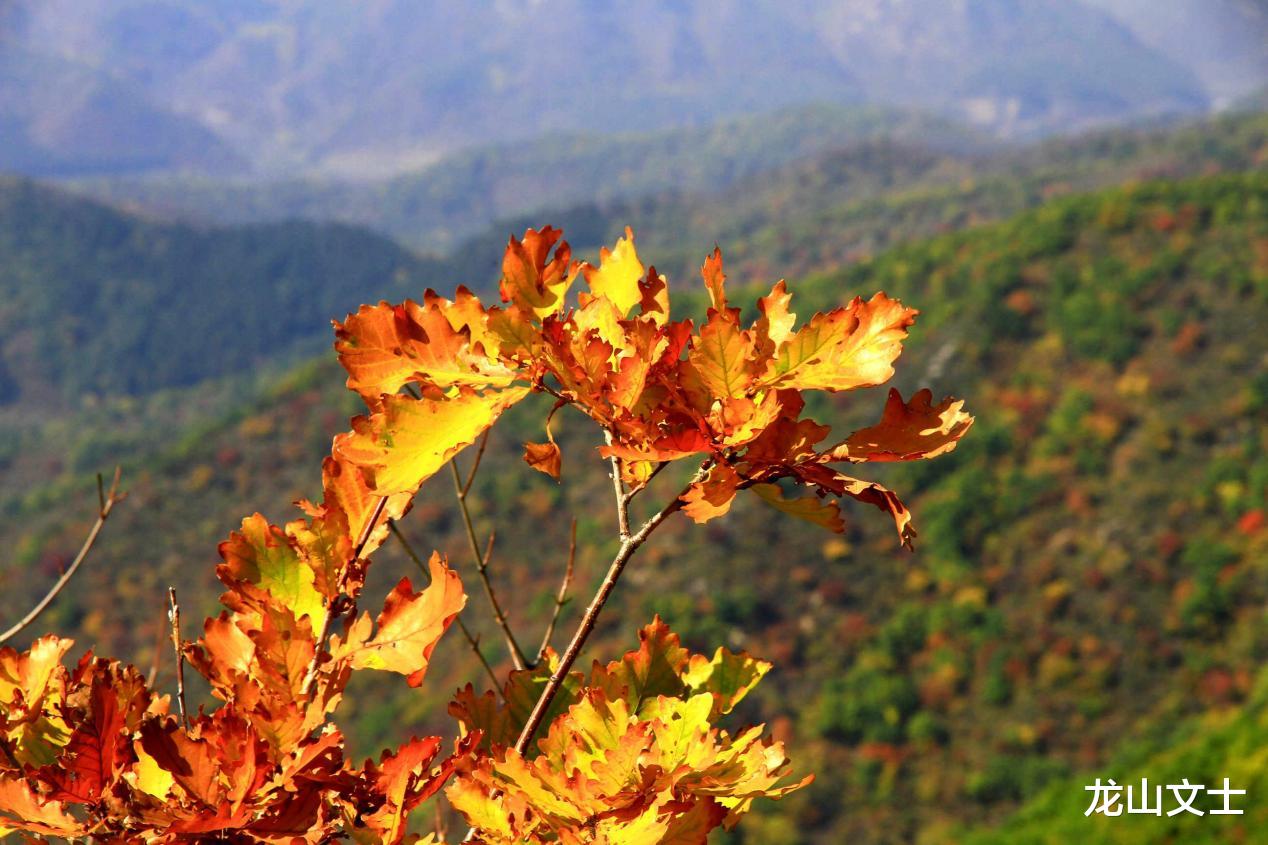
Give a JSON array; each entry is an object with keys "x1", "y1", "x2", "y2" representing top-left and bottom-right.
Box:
[{"x1": 0, "y1": 226, "x2": 970, "y2": 842}]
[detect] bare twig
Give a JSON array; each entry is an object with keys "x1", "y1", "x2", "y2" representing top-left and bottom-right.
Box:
[
  {"x1": 535, "y1": 519, "x2": 576, "y2": 664},
  {"x1": 388, "y1": 520, "x2": 504, "y2": 698},
  {"x1": 461, "y1": 430, "x2": 491, "y2": 498},
  {"x1": 448, "y1": 460, "x2": 528, "y2": 670},
  {"x1": 300, "y1": 496, "x2": 389, "y2": 698},
  {"x1": 146, "y1": 614, "x2": 166, "y2": 688},
  {"x1": 604, "y1": 433, "x2": 630, "y2": 542},
  {"x1": 167, "y1": 587, "x2": 188, "y2": 728},
  {"x1": 511, "y1": 466, "x2": 704, "y2": 757},
  {"x1": 0, "y1": 467, "x2": 125, "y2": 645}
]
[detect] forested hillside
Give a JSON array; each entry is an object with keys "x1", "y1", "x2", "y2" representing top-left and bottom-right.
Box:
[
  {"x1": 462, "y1": 110, "x2": 1268, "y2": 285},
  {"x1": 2, "y1": 168, "x2": 1266, "y2": 842},
  {"x1": 0, "y1": 177, "x2": 449, "y2": 403}
]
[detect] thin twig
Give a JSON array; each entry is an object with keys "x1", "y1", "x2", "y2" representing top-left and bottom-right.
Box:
[
  {"x1": 448, "y1": 460, "x2": 528, "y2": 670},
  {"x1": 167, "y1": 587, "x2": 187, "y2": 729},
  {"x1": 535, "y1": 519, "x2": 576, "y2": 664},
  {"x1": 146, "y1": 614, "x2": 166, "y2": 688},
  {"x1": 604, "y1": 433, "x2": 630, "y2": 542},
  {"x1": 461, "y1": 430, "x2": 491, "y2": 499},
  {"x1": 511, "y1": 468, "x2": 703, "y2": 757},
  {"x1": 0, "y1": 467, "x2": 125, "y2": 645},
  {"x1": 300, "y1": 496, "x2": 389, "y2": 698},
  {"x1": 389, "y1": 520, "x2": 504, "y2": 699}
]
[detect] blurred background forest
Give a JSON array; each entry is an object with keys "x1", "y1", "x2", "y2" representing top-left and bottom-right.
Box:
[{"x1": 2, "y1": 2, "x2": 1268, "y2": 842}]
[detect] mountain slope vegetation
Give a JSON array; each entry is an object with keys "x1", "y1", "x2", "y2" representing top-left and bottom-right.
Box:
[{"x1": 2, "y1": 169, "x2": 1266, "y2": 843}]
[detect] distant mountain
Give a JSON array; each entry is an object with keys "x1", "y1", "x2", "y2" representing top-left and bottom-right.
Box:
[
  {"x1": 0, "y1": 177, "x2": 446, "y2": 403},
  {"x1": 6, "y1": 0, "x2": 1211, "y2": 178},
  {"x1": 68, "y1": 104, "x2": 982, "y2": 252},
  {"x1": 455, "y1": 110, "x2": 1268, "y2": 287},
  {"x1": 1082, "y1": 0, "x2": 1268, "y2": 108},
  {"x1": 0, "y1": 45, "x2": 245, "y2": 178}
]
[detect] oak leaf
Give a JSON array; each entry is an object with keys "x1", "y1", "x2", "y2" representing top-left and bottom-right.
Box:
[
  {"x1": 332, "y1": 554, "x2": 465, "y2": 687},
  {"x1": 827, "y1": 387, "x2": 974, "y2": 462}
]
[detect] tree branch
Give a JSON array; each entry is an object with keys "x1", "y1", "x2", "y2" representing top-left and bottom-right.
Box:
[
  {"x1": 604, "y1": 433, "x2": 630, "y2": 542},
  {"x1": 461, "y1": 431, "x2": 491, "y2": 499},
  {"x1": 0, "y1": 467, "x2": 124, "y2": 646},
  {"x1": 167, "y1": 587, "x2": 188, "y2": 728},
  {"x1": 512, "y1": 466, "x2": 702, "y2": 757},
  {"x1": 301, "y1": 495, "x2": 388, "y2": 698},
  {"x1": 535, "y1": 518, "x2": 576, "y2": 664},
  {"x1": 448, "y1": 459, "x2": 529, "y2": 670}
]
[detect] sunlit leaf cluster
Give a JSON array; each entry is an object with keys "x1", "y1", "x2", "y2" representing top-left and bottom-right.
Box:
[{"x1": 0, "y1": 225, "x2": 968, "y2": 842}]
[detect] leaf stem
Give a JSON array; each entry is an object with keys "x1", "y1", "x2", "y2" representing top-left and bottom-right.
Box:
[
  {"x1": 448, "y1": 459, "x2": 528, "y2": 670},
  {"x1": 0, "y1": 467, "x2": 124, "y2": 645}
]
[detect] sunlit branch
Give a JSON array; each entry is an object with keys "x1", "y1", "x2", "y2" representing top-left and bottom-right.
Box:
[
  {"x1": 167, "y1": 587, "x2": 188, "y2": 729},
  {"x1": 511, "y1": 462, "x2": 705, "y2": 757}
]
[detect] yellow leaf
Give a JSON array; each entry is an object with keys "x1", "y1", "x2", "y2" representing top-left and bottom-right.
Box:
[
  {"x1": 129, "y1": 744, "x2": 175, "y2": 800},
  {"x1": 766, "y1": 292, "x2": 917, "y2": 392},
  {"x1": 751, "y1": 483, "x2": 845, "y2": 534},
  {"x1": 218, "y1": 514, "x2": 327, "y2": 628},
  {"x1": 683, "y1": 648, "x2": 771, "y2": 718},
  {"x1": 689, "y1": 312, "x2": 754, "y2": 400},
  {"x1": 335, "y1": 387, "x2": 529, "y2": 496},
  {"x1": 583, "y1": 226, "x2": 645, "y2": 319}
]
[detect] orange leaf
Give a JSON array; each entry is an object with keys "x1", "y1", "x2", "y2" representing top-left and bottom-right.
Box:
[
  {"x1": 333, "y1": 554, "x2": 466, "y2": 687},
  {"x1": 680, "y1": 462, "x2": 742, "y2": 524},
  {"x1": 499, "y1": 227, "x2": 577, "y2": 319},
  {"x1": 688, "y1": 311, "x2": 754, "y2": 400},
  {"x1": 701, "y1": 246, "x2": 728, "y2": 312},
  {"x1": 754, "y1": 279, "x2": 795, "y2": 356},
  {"x1": 0, "y1": 778, "x2": 81, "y2": 837},
  {"x1": 523, "y1": 441, "x2": 562, "y2": 480},
  {"x1": 828, "y1": 387, "x2": 973, "y2": 462},
  {"x1": 335, "y1": 298, "x2": 514, "y2": 405}
]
